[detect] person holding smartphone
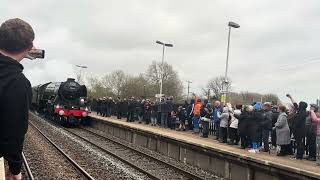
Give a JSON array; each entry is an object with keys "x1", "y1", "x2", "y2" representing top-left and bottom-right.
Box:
[{"x1": 0, "y1": 18, "x2": 36, "y2": 180}]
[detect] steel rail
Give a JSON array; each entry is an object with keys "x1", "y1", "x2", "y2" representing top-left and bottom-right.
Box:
[
  {"x1": 77, "y1": 127, "x2": 204, "y2": 180},
  {"x1": 28, "y1": 121, "x2": 95, "y2": 180},
  {"x1": 62, "y1": 127, "x2": 161, "y2": 180},
  {"x1": 22, "y1": 152, "x2": 35, "y2": 180}
]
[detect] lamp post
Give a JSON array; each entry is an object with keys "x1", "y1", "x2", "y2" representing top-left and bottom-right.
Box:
[
  {"x1": 186, "y1": 80, "x2": 192, "y2": 101},
  {"x1": 156, "y1": 40, "x2": 173, "y2": 96},
  {"x1": 222, "y1": 21, "x2": 240, "y2": 103},
  {"x1": 75, "y1": 65, "x2": 88, "y2": 83}
]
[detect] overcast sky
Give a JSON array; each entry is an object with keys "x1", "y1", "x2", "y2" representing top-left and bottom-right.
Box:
[{"x1": 1, "y1": 0, "x2": 320, "y2": 103}]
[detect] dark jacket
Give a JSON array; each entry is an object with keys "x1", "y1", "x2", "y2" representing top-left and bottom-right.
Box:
[
  {"x1": 128, "y1": 100, "x2": 135, "y2": 112},
  {"x1": 292, "y1": 102, "x2": 308, "y2": 138},
  {"x1": 238, "y1": 111, "x2": 253, "y2": 136},
  {"x1": 159, "y1": 101, "x2": 169, "y2": 113},
  {"x1": 150, "y1": 104, "x2": 158, "y2": 117},
  {"x1": 0, "y1": 54, "x2": 32, "y2": 152},
  {"x1": 261, "y1": 110, "x2": 273, "y2": 130},
  {"x1": 177, "y1": 109, "x2": 187, "y2": 122},
  {"x1": 250, "y1": 111, "x2": 263, "y2": 141}
]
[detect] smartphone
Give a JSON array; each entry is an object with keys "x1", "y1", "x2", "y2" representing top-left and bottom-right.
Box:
[{"x1": 28, "y1": 49, "x2": 45, "y2": 59}]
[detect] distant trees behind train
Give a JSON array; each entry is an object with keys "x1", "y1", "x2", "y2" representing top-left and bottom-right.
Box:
[
  {"x1": 85, "y1": 61, "x2": 279, "y2": 105},
  {"x1": 86, "y1": 61, "x2": 184, "y2": 101},
  {"x1": 202, "y1": 76, "x2": 279, "y2": 105}
]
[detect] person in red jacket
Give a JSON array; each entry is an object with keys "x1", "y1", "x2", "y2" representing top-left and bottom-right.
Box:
[{"x1": 192, "y1": 96, "x2": 202, "y2": 134}]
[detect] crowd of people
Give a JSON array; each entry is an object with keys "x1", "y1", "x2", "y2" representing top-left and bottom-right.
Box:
[{"x1": 93, "y1": 94, "x2": 320, "y2": 166}]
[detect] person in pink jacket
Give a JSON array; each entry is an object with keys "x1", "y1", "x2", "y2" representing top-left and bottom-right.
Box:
[{"x1": 310, "y1": 104, "x2": 320, "y2": 165}]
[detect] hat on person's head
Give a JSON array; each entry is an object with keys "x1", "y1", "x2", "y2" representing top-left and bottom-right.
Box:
[
  {"x1": 298, "y1": 101, "x2": 308, "y2": 110},
  {"x1": 310, "y1": 104, "x2": 319, "y2": 112},
  {"x1": 253, "y1": 102, "x2": 262, "y2": 111},
  {"x1": 206, "y1": 103, "x2": 211, "y2": 108},
  {"x1": 263, "y1": 102, "x2": 271, "y2": 108}
]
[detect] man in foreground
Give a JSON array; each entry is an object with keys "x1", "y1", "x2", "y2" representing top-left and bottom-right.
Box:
[{"x1": 0, "y1": 18, "x2": 35, "y2": 180}]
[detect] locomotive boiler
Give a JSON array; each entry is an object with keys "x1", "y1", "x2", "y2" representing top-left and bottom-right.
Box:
[{"x1": 32, "y1": 78, "x2": 90, "y2": 126}]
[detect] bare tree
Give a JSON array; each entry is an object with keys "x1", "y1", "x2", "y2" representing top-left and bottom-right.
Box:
[
  {"x1": 86, "y1": 76, "x2": 112, "y2": 98},
  {"x1": 263, "y1": 94, "x2": 280, "y2": 104},
  {"x1": 146, "y1": 61, "x2": 183, "y2": 98},
  {"x1": 102, "y1": 70, "x2": 127, "y2": 96},
  {"x1": 207, "y1": 76, "x2": 232, "y2": 99}
]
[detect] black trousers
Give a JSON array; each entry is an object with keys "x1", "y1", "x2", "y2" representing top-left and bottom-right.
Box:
[
  {"x1": 0, "y1": 142, "x2": 24, "y2": 175},
  {"x1": 240, "y1": 134, "x2": 248, "y2": 148},
  {"x1": 202, "y1": 121, "x2": 209, "y2": 138},
  {"x1": 307, "y1": 131, "x2": 317, "y2": 158},
  {"x1": 280, "y1": 144, "x2": 291, "y2": 155},
  {"x1": 127, "y1": 111, "x2": 135, "y2": 122},
  {"x1": 220, "y1": 127, "x2": 228, "y2": 142},
  {"x1": 295, "y1": 136, "x2": 305, "y2": 159},
  {"x1": 214, "y1": 122, "x2": 220, "y2": 139},
  {"x1": 229, "y1": 127, "x2": 239, "y2": 144},
  {"x1": 117, "y1": 111, "x2": 122, "y2": 119},
  {"x1": 262, "y1": 129, "x2": 270, "y2": 151},
  {"x1": 187, "y1": 117, "x2": 193, "y2": 130},
  {"x1": 271, "y1": 129, "x2": 277, "y2": 146}
]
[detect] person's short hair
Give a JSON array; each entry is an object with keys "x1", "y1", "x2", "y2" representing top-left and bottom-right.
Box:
[
  {"x1": 278, "y1": 105, "x2": 287, "y2": 112},
  {"x1": 235, "y1": 104, "x2": 242, "y2": 110},
  {"x1": 246, "y1": 105, "x2": 254, "y2": 112},
  {"x1": 263, "y1": 102, "x2": 271, "y2": 108},
  {"x1": 0, "y1": 18, "x2": 34, "y2": 53}
]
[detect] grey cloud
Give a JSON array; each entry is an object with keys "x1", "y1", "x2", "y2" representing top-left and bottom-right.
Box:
[{"x1": 1, "y1": 0, "x2": 320, "y2": 103}]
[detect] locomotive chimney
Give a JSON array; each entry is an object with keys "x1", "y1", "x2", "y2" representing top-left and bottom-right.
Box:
[{"x1": 67, "y1": 78, "x2": 75, "y2": 81}]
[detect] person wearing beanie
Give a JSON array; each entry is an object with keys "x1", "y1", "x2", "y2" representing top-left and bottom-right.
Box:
[
  {"x1": 248, "y1": 102, "x2": 263, "y2": 153},
  {"x1": 287, "y1": 94, "x2": 308, "y2": 160}
]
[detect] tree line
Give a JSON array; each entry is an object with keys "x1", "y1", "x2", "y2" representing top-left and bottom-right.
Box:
[
  {"x1": 86, "y1": 61, "x2": 184, "y2": 101},
  {"x1": 85, "y1": 62, "x2": 279, "y2": 105}
]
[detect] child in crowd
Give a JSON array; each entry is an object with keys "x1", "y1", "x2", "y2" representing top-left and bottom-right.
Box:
[
  {"x1": 176, "y1": 106, "x2": 187, "y2": 131},
  {"x1": 219, "y1": 107, "x2": 230, "y2": 143},
  {"x1": 228, "y1": 105, "x2": 241, "y2": 145}
]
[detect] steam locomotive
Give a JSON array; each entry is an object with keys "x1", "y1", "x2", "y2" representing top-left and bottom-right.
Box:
[{"x1": 32, "y1": 78, "x2": 90, "y2": 126}]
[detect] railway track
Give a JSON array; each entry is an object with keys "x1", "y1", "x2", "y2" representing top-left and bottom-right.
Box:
[
  {"x1": 27, "y1": 121, "x2": 95, "y2": 180},
  {"x1": 29, "y1": 113, "x2": 151, "y2": 179},
  {"x1": 64, "y1": 126, "x2": 205, "y2": 180},
  {"x1": 22, "y1": 152, "x2": 35, "y2": 180},
  {"x1": 29, "y1": 112, "x2": 219, "y2": 179}
]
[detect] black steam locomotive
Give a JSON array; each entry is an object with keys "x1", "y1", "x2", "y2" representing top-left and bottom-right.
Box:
[{"x1": 32, "y1": 78, "x2": 90, "y2": 126}]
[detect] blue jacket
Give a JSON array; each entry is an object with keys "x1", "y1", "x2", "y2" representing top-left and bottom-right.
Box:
[{"x1": 213, "y1": 107, "x2": 222, "y2": 123}]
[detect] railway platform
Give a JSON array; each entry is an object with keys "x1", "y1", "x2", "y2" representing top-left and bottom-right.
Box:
[
  {"x1": 0, "y1": 158, "x2": 4, "y2": 180},
  {"x1": 89, "y1": 113, "x2": 320, "y2": 180}
]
